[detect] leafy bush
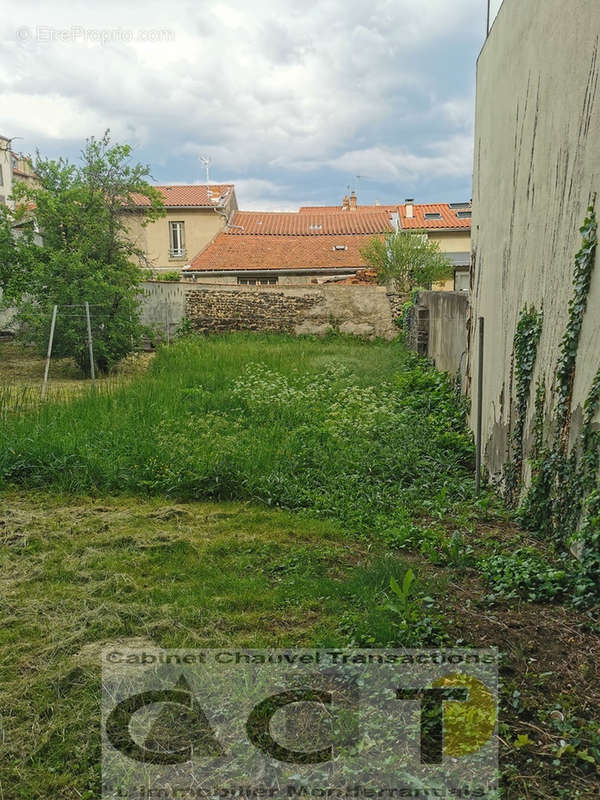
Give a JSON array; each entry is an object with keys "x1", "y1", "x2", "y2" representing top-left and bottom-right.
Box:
[
  {"x1": 480, "y1": 547, "x2": 575, "y2": 602},
  {"x1": 175, "y1": 317, "x2": 194, "y2": 337},
  {"x1": 361, "y1": 231, "x2": 453, "y2": 290},
  {"x1": 155, "y1": 271, "x2": 181, "y2": 282}
]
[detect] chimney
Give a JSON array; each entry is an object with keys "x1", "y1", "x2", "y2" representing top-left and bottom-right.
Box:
[
  {"x1": 349, "y1": 190, "x2": 357, "y2": 211},
  {"x1": 342, "y1": 194, "x2": 350, "y2": 211},
  {"x1": 405, "y1": 198, "x2": 414, "y2": 219}
]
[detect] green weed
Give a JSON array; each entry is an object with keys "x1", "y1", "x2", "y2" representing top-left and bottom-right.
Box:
[
  {"x1": 0, "y1": 334, "x2": 478, "y2": 537},
  {"x1": 480, "y1": 547, "x2": 575, "y2": 603}
]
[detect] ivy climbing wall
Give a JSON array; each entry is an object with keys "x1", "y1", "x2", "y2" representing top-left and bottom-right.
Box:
[{"x1": 471, "y1": 0, "x2": 600, "y2": 481}]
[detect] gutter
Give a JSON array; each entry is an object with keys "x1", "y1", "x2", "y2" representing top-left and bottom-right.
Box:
[
  {"x1": 398, "y1": 226, "x2": 471, "y2": 234},
  {"x1": 126, "y1": 204, "x2": 227, "y2": 211},
  {"x1": 183, "y1": 267, "x2": 361, "y2": 278}
]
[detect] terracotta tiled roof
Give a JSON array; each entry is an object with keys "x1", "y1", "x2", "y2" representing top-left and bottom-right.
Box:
[
  {"x1": 186, "y1": 232, "x2": 380, "y2": 272},
  {"x1": 130, "y1": 184, "x2": 234, "y2": 208},
  {"x1": 330, "y1": 269, "x2": 378, "y2": 285},
  {"x1": 299, "y1": 204, "x2": 396, "y2": 214},
  {"x1": 227, "y1": 210, "x2": 393, "y2": 235},
  {"x1": 299, "y1": 202, "x2": 471, "y2": 230},
  {"x1": 398, "y1": 203, "x2": 471, "y2": 230}
]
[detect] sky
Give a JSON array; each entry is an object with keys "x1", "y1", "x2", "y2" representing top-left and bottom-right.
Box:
[{"x1": 0, "y1": 0, "x2": 504, "y2": 210}]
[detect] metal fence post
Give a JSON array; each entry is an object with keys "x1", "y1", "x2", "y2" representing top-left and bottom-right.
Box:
[
  {"x1": 475, "y1": 317, "x2": 485, "y2": 496},
  {"x1": 85, "y1": 301, "x2": 96, "y2": 382},
  {"x1": 41, "y1": 304, "x2": 58, "y2": 399}
]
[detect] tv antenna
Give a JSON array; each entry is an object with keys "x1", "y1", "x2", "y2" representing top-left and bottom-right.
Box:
[
  {"x1": 346, "y1": 175, "x2": 366, "y2": 194},
  {"x1": 200, "y1": 155, "x2": 211, "y2": 183}
]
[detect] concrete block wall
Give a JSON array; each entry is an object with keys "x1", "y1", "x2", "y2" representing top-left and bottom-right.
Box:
[
  {"x1": 471, "y1": 0, "x2": 600, "y2": 477},
  {"x1": 405, "y1": 291, "x2": 469, "y2": 381},
  {"x1": 139, "y1": 281, "x2": 190, "y2": 339}
]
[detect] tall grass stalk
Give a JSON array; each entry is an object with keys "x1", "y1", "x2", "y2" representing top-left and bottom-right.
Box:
[{"x1": 0, "y1": 334, "x2": 474, "y2": 533}]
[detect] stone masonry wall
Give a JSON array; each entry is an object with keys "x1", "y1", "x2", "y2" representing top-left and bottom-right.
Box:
[
  {"x1": 186, "y1": 289, "x2": 324, "y2": 334},
  {"x1": 176, "y1": 283, "x2": 399, "y2": 339}
]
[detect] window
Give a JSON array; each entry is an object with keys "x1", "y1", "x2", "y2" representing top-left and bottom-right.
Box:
[
  {"x1": 456, "y1": 211, "x2": 472, "y2": 219},
  {"x1": 0, "y1": 165, "x2": 3, "y2": 186},
  {"x1": 454, "y1": 269, "x2": 470, "y2": 292},
  {"x1": 238, "y1": 277, "x2": 278, "y2": 285},
  {"x1": 424, "y1": 212, "x2": 442, "y2": 220},
  {"x1": 449, "y1": 202, "x2": 470, "y2": 209},
  {"x1": 169, "y1": 221, "x2": 185, "y2": 257}
]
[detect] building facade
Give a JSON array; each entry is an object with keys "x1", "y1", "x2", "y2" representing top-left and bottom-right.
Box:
[
  {"x1": 0, "y1": 137, "x2": 39, "y2": 208},
  {"x1": 0, "y1": 136, "x2": 14, "y2": 208},
  {"x1": 126, "y1": 184, "x2": 238, "y2": 274},
  {"x1": 299, "y1": 194, "x2": 471, "y2": 291},
  {"x1": 184, "y1": 209, "x2": 394, "y2": 285}
]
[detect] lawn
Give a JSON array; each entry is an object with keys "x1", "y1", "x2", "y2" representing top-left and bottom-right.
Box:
[{"x1": 1, "y1": 334, "x2": 599, "y2": 799}]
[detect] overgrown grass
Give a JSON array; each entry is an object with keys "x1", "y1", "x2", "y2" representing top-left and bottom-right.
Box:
[
  {"x1": 2, "y1": 336, "x2": 599, "y2": 799},
  {"x1": 0, "y1": 334, "x2": 475, "y2": 535},
  {"x1": 0, "y1": 339, "x2": 152, "y2": 416},
  {"x1": 0, "y1": 491, "x2": 436, "y2": 798}
]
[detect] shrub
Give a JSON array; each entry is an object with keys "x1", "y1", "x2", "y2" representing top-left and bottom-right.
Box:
[
  {"x1": 155, "y1": 271, "x2": 181, "y2": 282},
  {"x1": 480, "y1": 547, "x2": 575, "y2": 603}
]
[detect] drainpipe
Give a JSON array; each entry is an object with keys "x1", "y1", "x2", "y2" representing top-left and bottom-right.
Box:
[{"x1": 213, "y1": 204, "x2": 244, "y2": 231}]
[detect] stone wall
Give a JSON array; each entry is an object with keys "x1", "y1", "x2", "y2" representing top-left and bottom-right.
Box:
[
  {"x1": 385, "y1": 291, "x2": 406, "y2": 322},
  {"x1": 186, "y1": 288, "x2": 323, "y2": 334},
  {"x1": 183, "y1": 284, "x2": 399, "y2": 339}
]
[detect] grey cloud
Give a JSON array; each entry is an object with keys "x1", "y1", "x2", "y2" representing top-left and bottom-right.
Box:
[{"x1": 2, "y1": 0, "x2": 486, "y2": 207}]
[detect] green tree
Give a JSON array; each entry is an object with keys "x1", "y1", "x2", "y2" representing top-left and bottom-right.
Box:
[
  {"x1": 5, "y1": 131, "x2": 165, "y2": 375},
  {"x1": 361, "y1": 231, "x2": 453, "y2": 290},
  {"x1": 0, "y1": 203, "x2": 36, "y2": 305}
]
